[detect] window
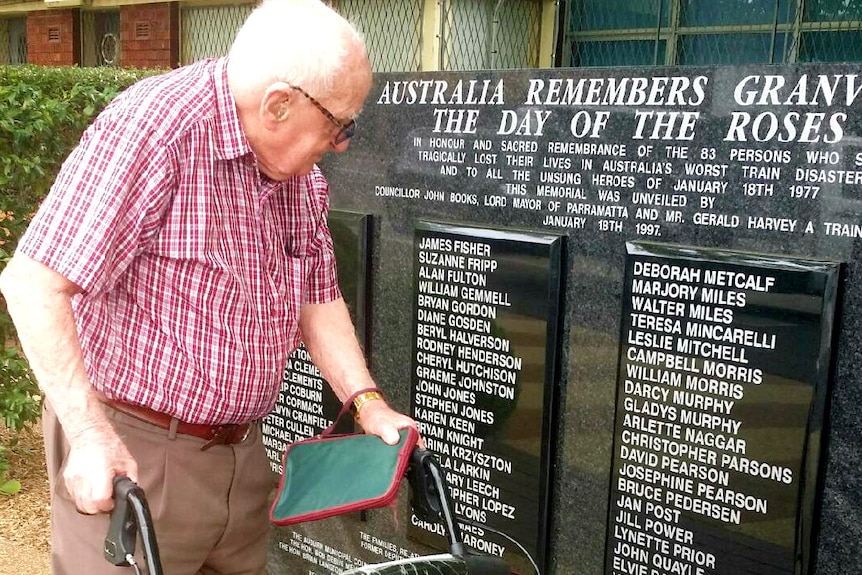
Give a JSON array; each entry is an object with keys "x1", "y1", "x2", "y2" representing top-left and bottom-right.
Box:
[
  {"x1": 81, "y1": 11, "x2": 120, "y2": 67},
  {"x1": 1, "y1": 17, "x2": 27, "y2": 64},
  {"x1": 565, "y1": 0, "x2": 862, "y2": 66}
]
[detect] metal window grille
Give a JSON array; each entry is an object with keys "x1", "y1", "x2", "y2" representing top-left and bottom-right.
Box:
[
  {"x1": 180, "y1": 3, "x2": 254, "y2": 65},
  {"x1": 48, "y1": 26, "x2": 61, "y2": 43},
  {"x1": 331, "y1": 0, "x2": 424, "y2": 72},
  {"x1": 175, "y1": 1, "x2": 538, "y2": 73},
  {"x1": 81, "y1": 11, "x2": 96, "y2": 66},
  {"x1": 81, "y1": 11, "x2": 120, "y2": 67},
  {"x1": 566, "y1": 0, "x2": 862, "y2": 66},
  {"x1": 0, "y1": 19, "x2": 9, "y2": 64},
  {"x1": 441, "y1": 0, "x2": 541, "y2": 70},
  {"x1": 11, "y1": 17, "x2": 27, "y2": 64}
]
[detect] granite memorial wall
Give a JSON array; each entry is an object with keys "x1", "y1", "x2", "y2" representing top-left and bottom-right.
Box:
[{"x1": 264, "y1": 64, "x2": 862, "y2": 575}]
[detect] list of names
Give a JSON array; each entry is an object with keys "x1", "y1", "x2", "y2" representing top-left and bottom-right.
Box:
[
  {"x1": 411, "y1": 232, "x2": 521, "y2": 558},
  {"x1": 609, "y1": 258, "x2": 796, "y2": 575},
  {"x1": 262, "y1": 346, "x2": 334, "y2": 475}
]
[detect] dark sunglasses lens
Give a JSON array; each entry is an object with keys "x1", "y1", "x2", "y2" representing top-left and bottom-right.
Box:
[{"x1": 335, "y1": 120, "x2": 356, "y2": 145}]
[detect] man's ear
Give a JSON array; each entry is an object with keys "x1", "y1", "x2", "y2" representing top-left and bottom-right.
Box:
[{"x1": 260, "y1": 81, "x2": 293, "y2": 127}]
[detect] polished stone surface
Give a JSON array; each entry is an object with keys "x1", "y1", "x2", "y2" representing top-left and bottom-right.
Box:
[{"x1": 267, "y1": 64, "x2": 862, "y2": 575}]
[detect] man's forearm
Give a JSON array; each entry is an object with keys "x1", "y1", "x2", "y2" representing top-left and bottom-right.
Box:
[
  {"x1": 298, "y1": 297, "x2": 376, "y2": 401},
  {"x1": 299, "y1": 298, "x2": 420, "y2": 445},
  {"x1": 1, "y1": 254, "x2": 137, "y2": 511},
  {"x1": 0, "y1": 254, "x2": 111, "y2": 442}
]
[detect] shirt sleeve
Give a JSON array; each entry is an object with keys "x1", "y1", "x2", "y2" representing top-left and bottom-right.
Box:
[{"x1": 17, "y1": 104, "x2": 175, "y2": 296}]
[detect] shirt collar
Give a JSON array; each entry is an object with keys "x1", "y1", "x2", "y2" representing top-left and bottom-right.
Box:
[{"x1": 212, "y1": 57, "x2": 253, "y2": 161}]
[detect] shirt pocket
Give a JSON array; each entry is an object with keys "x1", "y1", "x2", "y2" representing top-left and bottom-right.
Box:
[{"x1": 273, "y1": 253, "x2": 307, "y2": 351}]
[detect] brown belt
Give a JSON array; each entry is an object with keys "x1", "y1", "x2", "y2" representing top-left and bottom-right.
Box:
[{"x1": 101, "y1": 397, "x2": 251, "y2": 451}]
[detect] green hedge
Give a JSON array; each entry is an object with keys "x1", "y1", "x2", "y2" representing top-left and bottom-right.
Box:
[{"x1": 0, "y1": 65, "x2": 161, "y2": 493}]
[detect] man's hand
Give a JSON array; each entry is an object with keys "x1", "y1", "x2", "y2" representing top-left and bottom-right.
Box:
[
  {"x1": 63, "y1": 423, "x2": 138, "y2": 515},
  {"x1": 356, "y1": 399, "x2": 424, "y2": 448}
]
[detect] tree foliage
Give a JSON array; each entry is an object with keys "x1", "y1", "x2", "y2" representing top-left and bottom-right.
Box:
[{"x1": 0, "y1": 64, "x2": 160, "y2": 489}]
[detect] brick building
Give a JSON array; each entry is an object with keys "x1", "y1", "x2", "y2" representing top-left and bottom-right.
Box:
[
  {"x1": 1, "y1": 0, "x2": 181, "y2": 68},
  {"x1": 1, "y1": 1, "x2": 861, "y2": 71}
]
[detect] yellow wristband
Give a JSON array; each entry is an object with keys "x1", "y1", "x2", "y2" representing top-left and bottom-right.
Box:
[{"x1": 353, "y1": 391, "x2": 384, "y2": 418}]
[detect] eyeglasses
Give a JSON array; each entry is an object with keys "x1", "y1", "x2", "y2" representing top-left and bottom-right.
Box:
[{"x1": 288, "y1": 84, "x2": 356, "y2": 145}]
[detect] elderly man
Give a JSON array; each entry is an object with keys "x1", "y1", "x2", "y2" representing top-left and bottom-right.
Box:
[{"x1": 0, "y1": 1, "x2": 416, "y2": 574}]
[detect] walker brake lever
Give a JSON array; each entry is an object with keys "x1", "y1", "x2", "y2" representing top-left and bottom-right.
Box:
[
  {"x1": 407, "y1": 448, "x2": 443, "y2": 522},
  {"x1": 407, "y1": 448, "x2": 466, "y2": 557}
]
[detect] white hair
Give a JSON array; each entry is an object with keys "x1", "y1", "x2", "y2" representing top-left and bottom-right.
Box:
[{"x1": 227, "y1": 0, "x2": 366, "y2": 99}]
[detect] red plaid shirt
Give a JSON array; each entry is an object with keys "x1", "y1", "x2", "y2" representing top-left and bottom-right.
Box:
[{"x1": 19, "y1": 58, "x2": 341, "y2": 424}]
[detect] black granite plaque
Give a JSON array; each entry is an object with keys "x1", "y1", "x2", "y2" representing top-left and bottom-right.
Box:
[
  {"x1": 261, "y1": 344, "x2": 341, "y2": 476},
  {"x1": 258, "y1": 64, "x2": 862, "y2": 575},
  {"x1": 606, "y1": 242, "x2": 840, "y2": 575},
  {"x1": 338, "y1": 67, "x2": 862, "y2": 257},
  {"x1": 264, "y1": 210, "x2": 372, "y2": 574},
  {"x1": 262, "y1": 211, "x2": 371, "y2": 473},
  {"x1": 329, "y1": 210, "x2": 373, "y2": 345},
  {"x1": 407, "y1": 221, "x2": 564, "y2": 575}
]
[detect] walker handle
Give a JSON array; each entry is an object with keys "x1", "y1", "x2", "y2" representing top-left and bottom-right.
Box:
[{"x1": 104, "y1": 475, "x2": 163, "y2": 575}]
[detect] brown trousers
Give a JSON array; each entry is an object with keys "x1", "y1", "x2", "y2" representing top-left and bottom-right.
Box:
[{"x1": 43, "y1": 402, "x2": 274, "y2": 575}]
